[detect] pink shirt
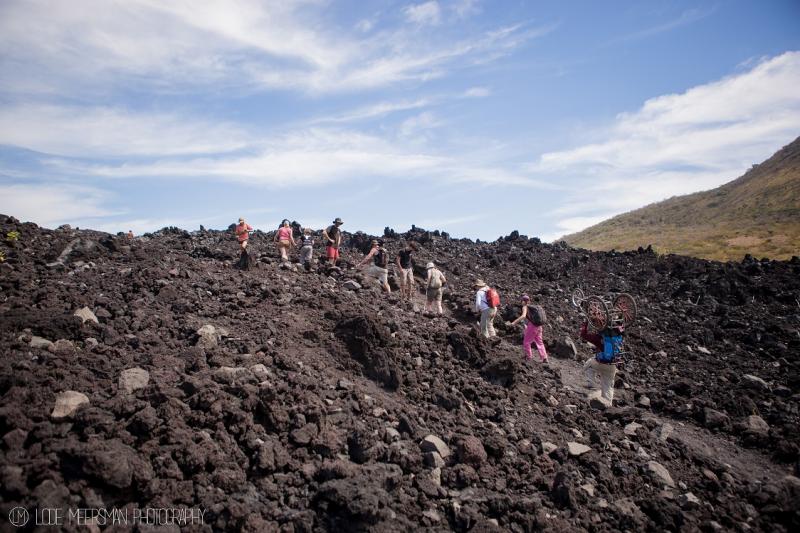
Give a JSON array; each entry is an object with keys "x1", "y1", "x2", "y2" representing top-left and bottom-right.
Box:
[
  {"x1": 277, "y1": 226, "x2": 293, "y2": 241},
  {"x1": 235, "y1": 223, "x2": 252, "y2": 242}
]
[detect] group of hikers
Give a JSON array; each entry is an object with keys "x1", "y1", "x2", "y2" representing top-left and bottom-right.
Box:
[
  {"x1": 234, "y1": 217, "x2": 449, "y2": 315},
  {"x1": 233, "y1": 216, "x2": 624, "y2": 406}
]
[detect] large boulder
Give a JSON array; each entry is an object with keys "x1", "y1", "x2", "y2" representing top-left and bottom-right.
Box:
[
  {"x1": 51, "y1": 391, "x2": 89, "y2": 420},
  {"x1": 742, "y1": 374, "x2": 770, "y2": 392},
  {"x1": 420, "y1": 435, "x2": 451, "y2": 459},
  {"x1": 119, "y1": 368, "x2": 150, "y2": 394},
  {"x1": 647, "y1": 461, "x2": 675, "y2": 487},
  {"x1": 702, "y1": 408, "x2": 730, "y2": 430},
  {"x1": 456, "y1": 436, "x2": 487, "y2": 466},
  {"x1": 74, "y1": 307, "x2": 99, "y2": 325},
  {"x1": 49, "y1": 339, "x2": 76, "y2": 355},
  {"x1": 196, "y1": 324, "x2": 220, "y2": 348},
  {"x1": 550, "y1": 336, "x2": 578, "y2": 359},
  {"x1": 29, "y1": 336, "x2": 54, "y2": 350},
  {"x1": 567, "y1": 442, "x2": 591, "y2": 457}
]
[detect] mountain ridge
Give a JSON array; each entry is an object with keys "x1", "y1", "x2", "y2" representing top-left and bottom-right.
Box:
[{"x1": 562, "y1": 136, "x2": 800, "y2": 261}]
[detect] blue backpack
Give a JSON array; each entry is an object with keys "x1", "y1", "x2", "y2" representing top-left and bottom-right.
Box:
[{"x1": 596, "y1": 333, "x2": 624, "y2": 364}]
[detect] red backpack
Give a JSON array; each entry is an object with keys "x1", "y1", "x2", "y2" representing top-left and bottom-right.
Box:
[{"x1": 485, "y1": 288, "x2": 500, "y2": 308}]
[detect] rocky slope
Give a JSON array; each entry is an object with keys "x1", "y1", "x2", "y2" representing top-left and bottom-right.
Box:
[
  {"x1": 563, "y1": 136, "x2": 800, "y2": 261},
  {"x1": 0, "y1": 214, "x2": 798, "y2": 532}
]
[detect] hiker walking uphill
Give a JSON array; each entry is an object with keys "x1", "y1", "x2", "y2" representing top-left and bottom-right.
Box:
[
  {"x1": 580, "y1": 321, "x2": 624, "y2": 406},
  {"x1": 474, "y1": 280, "x2": 499, "y2": 338},
  {"x1": 424, "y1": 262, "x2": 446, "y2": 315},
  {"x1": 357, "y1": 240, "x2": 391, "y2": 293},
  {"x1": 298, "y1": 228, "x2": 314, "y2": 271},
  {"x1": 395, "y1": 241, "x2": 419, "y2": 302},
  {"x1": 510, "y1": 295, "x2": 549, "y2": 363},
  {"x1": 234, "y1": 217, "x2": 253, "y2": 270},
  {"x1": 274, "y1": 220, "x2": 296, "y2": 262},
  {"x1": 322, "y1": 218, "x2": 344, "y2": 267}
]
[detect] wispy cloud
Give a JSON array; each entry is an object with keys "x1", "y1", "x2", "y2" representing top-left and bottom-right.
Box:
[
  {"x1": 610, "y1": 6, "x2": 717, "y2": 43},
  {"x1": 399, "y1": 111, "x2": 444, "y2": 139},
  {"x1": 39, "y1": 123, "x2": 556, "y2": 191},
  {"x1": 451, "y1": 0, "x2": 481, "y2": 19},
  {"x1": 463, "y1": 86, "x2": 491, "y2": 98},
  {"x1": 309, "y1": 98, "x2": 432, "y2": 124},
  {"x1": 0, "y1": 183, "x2": 119, "y2": 227},
  {"x1": 0, "y1": 103, "x2": 251, "y2": 157},
  {"x1": 530, "y1": 51, "x2": 800, "y2": 238},
  {"x1": 404, "y1": 1, "x2": 442, "y2": 26},
  {"x1": 0, "y1": 0, "x2": 543, "y2": 96}
]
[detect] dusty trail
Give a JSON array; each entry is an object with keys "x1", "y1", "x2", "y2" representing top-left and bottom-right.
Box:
[{"x1": 549, "y1": 352, "x2": 791, "y2": 486}]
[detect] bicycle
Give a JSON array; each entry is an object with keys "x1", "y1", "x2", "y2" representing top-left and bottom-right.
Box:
[{"x1": 571, "y1": 288, "x2": 638, "y2": 332}]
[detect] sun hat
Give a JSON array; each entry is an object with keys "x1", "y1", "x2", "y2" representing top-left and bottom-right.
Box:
[
  {"x1": 333, "y1": 217, "x2": 343, "y2": 225},
  {"x1": 473, "y1": 280, "x2": 487, "y2": 288},
  {"x1": 426, "y1": 262, "x2": 434, "y2": 269}
]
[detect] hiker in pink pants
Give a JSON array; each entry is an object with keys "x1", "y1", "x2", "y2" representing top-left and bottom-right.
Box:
[{"x1": 510, "y1": 295, "x2": 548, "y2": 362}]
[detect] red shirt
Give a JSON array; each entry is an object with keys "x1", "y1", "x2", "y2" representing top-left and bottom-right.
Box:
[
  {"x1": 580, "y1": 323, "x2": 603, "y2": 351},
  {"x1": 235, "y1": 223, "x2": 252, "y2": 242}
]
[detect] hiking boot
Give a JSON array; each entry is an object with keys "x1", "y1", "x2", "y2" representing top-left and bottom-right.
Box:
[{"x1": 589, "y1": 398, "x2": 609, "y2": 410}]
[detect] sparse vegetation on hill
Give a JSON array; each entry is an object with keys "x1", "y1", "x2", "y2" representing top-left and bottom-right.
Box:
[{"x1": 563, "y1": 137, "x2": 800, "y2": 261}]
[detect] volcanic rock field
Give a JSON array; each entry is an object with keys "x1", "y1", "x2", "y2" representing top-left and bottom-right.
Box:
[{"x1": 0, "y1": 214, "x2": 798, "y2": 532}]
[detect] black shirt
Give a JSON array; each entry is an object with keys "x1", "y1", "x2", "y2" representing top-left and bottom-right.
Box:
[
  {"x1": 326, "y1": 225, "x2": 340, "y2": 246},
  {"x1": 398, "y1": 249, "x2": 413, "y2": 269}
]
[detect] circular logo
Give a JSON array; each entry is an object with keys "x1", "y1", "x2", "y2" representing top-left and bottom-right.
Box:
[{"x1": 8, "y1": 507, "x2": 30, "y2": 527}]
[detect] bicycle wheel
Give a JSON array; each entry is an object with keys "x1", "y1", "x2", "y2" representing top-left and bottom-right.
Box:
[
  {"x1": 613, "y1": 293, "x2": 638, "y2": 326},
  {"x1": 571, "y1": 288, "x2": 585, "y2": 308},
  {"x1": 585, "y1": 295, "x2": 609, "y2": 331}
]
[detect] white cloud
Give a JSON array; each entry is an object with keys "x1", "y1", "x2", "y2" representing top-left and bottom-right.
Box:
[
  {"x1": 44, "y1": 125, "x2": 555, "y2": 190},
  {"x1": 451, "y1": 0, "x2": 481, "y2": 19},
  {"x1": 0, "y1": 0, "x2": 541, "y2": 95},
  {"x1": 355, "y1": 18, "x2": 375, "y2": 33},
  {"x1": 310, "y1": 98, "x2": 432, "y2": 124},
  {"x1": 463, "y1": 86, "x2": 491, "y2": 98},
  {"x1": 611, "y1": 7, "x2": 717, "y2": 44},
  {"x1": 0, "y1": 103, "x2": 250, "y2": 157},
  {"x1": 404, "y1": 2, "x2": 442, "y2": 26},
  {"x1": 0, "y1": 184, "x2": 118, "y2": 227},
  {"x1": 531, "y1": 51, "x2": 800, "y2": 236},
  {"x1": 399, "y1": 111, "x2": 443, "y2": 138}
]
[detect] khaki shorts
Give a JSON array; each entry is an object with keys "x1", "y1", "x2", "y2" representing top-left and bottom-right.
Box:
[
  {"x1": 398, "y1": 267, "x2": 414, "y2": 286},
  {"x1": 426, "y1": 287, "x2": 443, "y2": 302},
  {"x1": 367, "y1": 265, "x2": 388, "y2": 284}
]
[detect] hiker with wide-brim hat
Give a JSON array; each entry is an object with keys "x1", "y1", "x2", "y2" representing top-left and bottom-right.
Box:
[
  {"x1": 424, "y1": 262, "x2": 446, "y2": 314},
  {"x1": 322, "y1": 218, "x2": 344, "y2": 266},
  {"x1": 473, "y1": 280, "x2": 497, "y2": 338}
]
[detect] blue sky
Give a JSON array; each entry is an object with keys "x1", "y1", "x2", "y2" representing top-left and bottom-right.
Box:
[{"x1": 0, "y1": 0, "x2": 798, "y2": 241}]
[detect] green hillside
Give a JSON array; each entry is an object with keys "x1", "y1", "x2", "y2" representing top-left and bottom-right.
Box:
[{"x1": 562, "y1": 137, "x2": 800, "y2": 261}]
